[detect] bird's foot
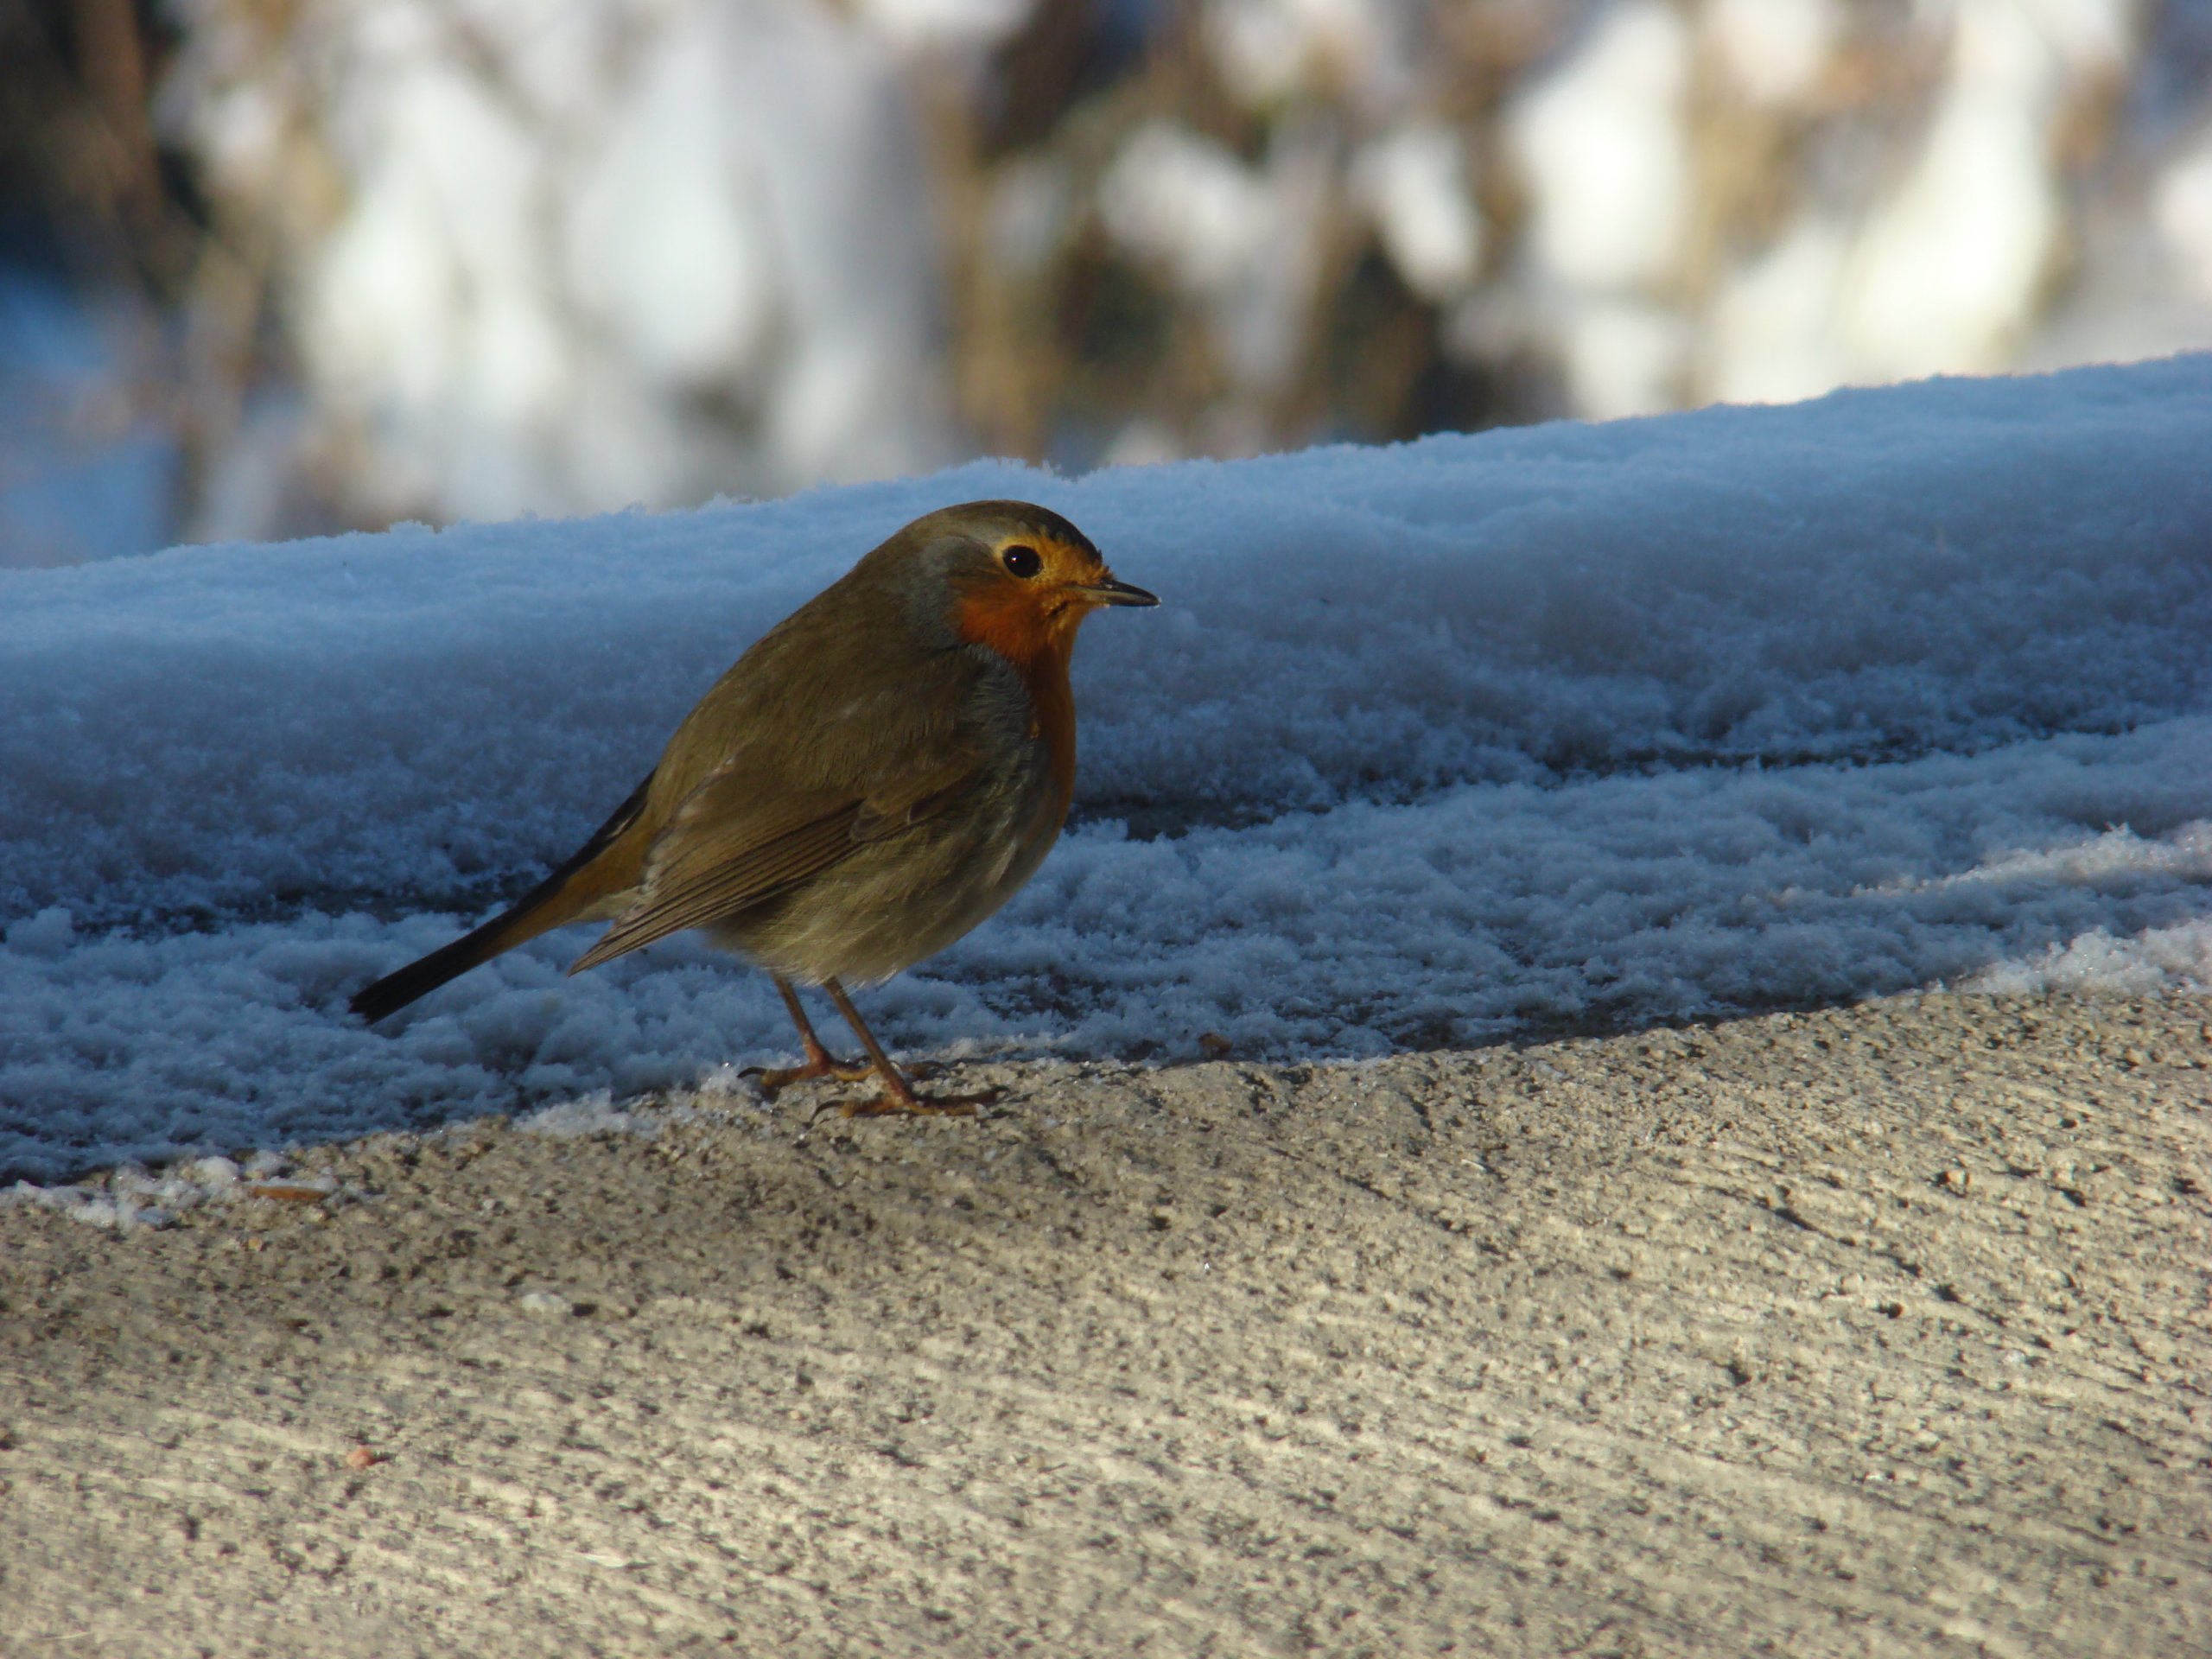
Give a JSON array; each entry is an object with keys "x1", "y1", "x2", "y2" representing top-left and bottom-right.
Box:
[
  {"x1": 743, "y1": 1052, "x2": 877, "y2": 1096},
  {"x1": 810, "y1": 1084, "x2": 1002, "y2": 1123},
  {"x1": 748, "y1": 1058, "x2": 950, "y2": 1098}
]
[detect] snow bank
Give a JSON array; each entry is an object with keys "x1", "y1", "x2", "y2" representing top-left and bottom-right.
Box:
[{"x1": 5, "y1": 359, "x2": 2210, "y2": 1178}]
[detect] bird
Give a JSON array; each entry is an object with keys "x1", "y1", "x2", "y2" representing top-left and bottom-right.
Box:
[{"x1": 349, "y1": 499, "x2": 1157, "y2": 1117}]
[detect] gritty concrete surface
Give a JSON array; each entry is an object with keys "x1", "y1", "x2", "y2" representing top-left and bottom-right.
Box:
[{"x1": 2, "y1": 990, "x2": 2208, "y2": 1657}]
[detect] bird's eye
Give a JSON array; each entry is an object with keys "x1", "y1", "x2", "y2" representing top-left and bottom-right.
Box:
[{"x1": 1001, "y1": 543, "x2": 1042, "y2": 579}]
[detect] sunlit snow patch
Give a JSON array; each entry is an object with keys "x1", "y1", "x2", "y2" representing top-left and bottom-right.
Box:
[{"x1": 3, "y1": 357, "x2": 2209, "y2": 1179}]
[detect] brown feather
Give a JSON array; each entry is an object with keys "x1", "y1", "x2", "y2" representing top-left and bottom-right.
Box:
[
  {"x1": 567, "y1": 757, "x2": 983, "y2": 974},
  {"x1": 568, "y1": 805, "x2": 859, "y2": 971}
]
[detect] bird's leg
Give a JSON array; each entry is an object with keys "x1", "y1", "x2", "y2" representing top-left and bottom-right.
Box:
[
  {"x1": 817, "y1": 979, "x2": 998, "y2": 1120},
  {"x1": 747, "y1": 978, "x2": 877, "y2": 1095}
]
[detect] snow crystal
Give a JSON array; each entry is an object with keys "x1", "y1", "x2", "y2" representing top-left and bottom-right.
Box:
[
  {"x1": 518, "y1": 1093, "x2": 665, "y2": 1140},
  {"x1": 1965, "y1": 918, "x2": 2212, "y2": 997}
]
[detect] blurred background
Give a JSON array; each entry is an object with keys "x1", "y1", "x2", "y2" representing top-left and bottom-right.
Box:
[{"x1": 5, "y1": 0, "x2": 2212, "y2": 568}]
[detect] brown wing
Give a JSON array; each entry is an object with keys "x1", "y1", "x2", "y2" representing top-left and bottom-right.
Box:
[{"x1": 566, "y1": 757, "x2": 980, "y2": 973}]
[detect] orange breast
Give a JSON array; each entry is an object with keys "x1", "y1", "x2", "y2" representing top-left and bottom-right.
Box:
[{"x1": 956, "y1": 589, "x2": 1081, "y2": 825}]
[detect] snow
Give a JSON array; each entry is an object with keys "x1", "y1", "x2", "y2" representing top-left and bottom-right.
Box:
[
  {"x1": 146, "y1": 0, "x2": 2212, "y2": 537},
  {"x1": 1508, "y1": 3, "x2": 1691, "y2": 294},
  {"x1": 1705, "y1": 0, "x2": 1839, "y2": 106},
  {"x1": 1099, "y1": 121, "x2": 1332, "y2": 397},
  {"x1": 242, "y1": 0, "x2": 952, "y2": 524},
  {"x1": 516, "y1": 1092, "x2": 671, "y2": 1140},
  {"x1": 1201, "y1": 0, "x2": 1414, "y2": 115},
  {"x1": 855, "y1": 0, "x2": 1035, "y2": 53},
  {"x1": 4, "y1": 356, "x2": 2211, "y2": 1180},
  {"x1": 1353, "y1": 124, "x2": 1484, "y2": 303},
  {"x1": 2155, "y1": 137, "x2": 2212, "y2": 302},
  {"x1": 1505, "y1": 1, "x2": 1694, "y2": 416},
  {"x1": 1836, "y1": 0, "x2": 2073, "y2": 385}
]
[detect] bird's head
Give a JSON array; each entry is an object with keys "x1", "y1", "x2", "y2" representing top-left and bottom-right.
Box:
[{"x1": 898, "y1": 499, "x2": 1157, "y2": 671}]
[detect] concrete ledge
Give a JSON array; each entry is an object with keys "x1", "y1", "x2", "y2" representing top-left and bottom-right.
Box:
[{"x1": 3, "y1": 990, "x2": 2208, "y2": 1656}]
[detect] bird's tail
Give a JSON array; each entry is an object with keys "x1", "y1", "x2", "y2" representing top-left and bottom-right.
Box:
[
  {"x1": 350, "y1": 772, "x2": 655, "y2": 1024},
  {"x1": 348, "y1": 899, "x2": 569, "y2": 1024}
]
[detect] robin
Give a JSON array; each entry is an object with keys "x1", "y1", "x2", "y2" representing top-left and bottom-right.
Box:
[{"x1": 349, "y1": 500, "x2": 1157, "y2": 1116}]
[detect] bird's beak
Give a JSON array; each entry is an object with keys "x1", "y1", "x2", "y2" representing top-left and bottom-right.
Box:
[{"x1": 1076, "y1": 574, "x2": 1160, "y2": 607}]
